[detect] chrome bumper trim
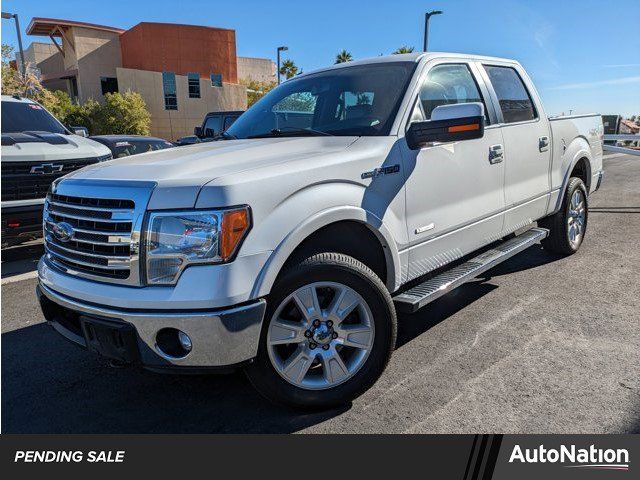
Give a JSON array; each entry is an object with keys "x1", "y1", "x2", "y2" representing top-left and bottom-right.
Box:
[{"x1": 38, "y1": 282, "x2": 266, "y2": 368}]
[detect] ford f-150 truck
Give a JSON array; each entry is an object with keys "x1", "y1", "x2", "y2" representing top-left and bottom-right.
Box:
[
  {"x1": 1, "y1": 95, "x2": 112, "y2": 246},
  {"x1": 36, "y1": 53, "x2": 604, "y2": 408}
]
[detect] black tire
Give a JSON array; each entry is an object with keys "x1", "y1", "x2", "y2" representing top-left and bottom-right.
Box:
[
  {"x1": 539, "y1": 177, "x2": 588, "y2": 255},
  {"x1": 245, "y1": 252, "x2": 397, "y2": 409}
]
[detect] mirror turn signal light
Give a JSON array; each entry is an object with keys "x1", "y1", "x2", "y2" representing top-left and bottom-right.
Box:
[{"x1": 448, "y1": 123, "x2": 480, "y2": 133}]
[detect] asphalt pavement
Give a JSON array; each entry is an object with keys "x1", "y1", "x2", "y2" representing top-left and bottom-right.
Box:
[{"x1": 1, "y1": 154, "x2": 638, "y2": 433}]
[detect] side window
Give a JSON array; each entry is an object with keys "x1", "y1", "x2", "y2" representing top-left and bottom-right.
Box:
[
  {"x1": 187, "y1": 73, "x2": 200, "y2": 98},
  {"x1": 203, "y1": 116, "x2": 223, "y2": 135},
  {"x1": 484, "y1": 65, "x2": 536, "y2": 123},
  {"x1": 162, "y1": 72, "x2": 177, "y2": 110},
  {"x1": 223, "y1": 115, "x2": 238, "y2": 130},
  {"x1": 419, "y1": 64, "x2": 488, "y2": 122}
]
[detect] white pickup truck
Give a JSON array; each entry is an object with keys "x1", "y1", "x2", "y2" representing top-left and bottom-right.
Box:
[{"x1": 37, "y1": 53, "x2": 603, "y2": 408}]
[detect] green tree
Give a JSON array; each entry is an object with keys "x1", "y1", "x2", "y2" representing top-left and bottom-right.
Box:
[
  {"x1": 241, "y1": 78, "x2": 277, "y2": 107},
  {"x1": 91, "y1": 91, "x2": 151, "y2": 135},
  {"x1": 1, "y1": 44, "x2": 20, "y2": 94},
  {"x1": 393, "y1": 46, "x2": 415, "y2": 54},
  {"x1": 335, "y1": 50, "x2": 353, "y2": 64},
  {"x1": 279, "y1": 59, "x2": 299, "y2": 80}
]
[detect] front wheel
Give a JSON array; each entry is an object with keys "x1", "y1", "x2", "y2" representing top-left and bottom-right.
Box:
[
  {"x1": 539, "y1": 177, "x2": 588, "y2": 255},
  {"x1": 245, "y1": 253, "x2": 397, "y2": 409}
]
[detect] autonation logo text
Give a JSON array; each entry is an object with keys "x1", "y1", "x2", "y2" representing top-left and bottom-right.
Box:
[{"x1": 509, "y1": 444, "x2": 630, "y2": 471}]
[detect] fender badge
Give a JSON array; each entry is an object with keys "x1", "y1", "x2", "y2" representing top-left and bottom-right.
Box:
[{"x1": 361, "y1": 164, "x2": 400, "y2": 179}]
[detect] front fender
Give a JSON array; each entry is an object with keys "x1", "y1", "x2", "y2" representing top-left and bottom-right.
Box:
[{"x1": 250, "y1": 204, "x2": 402, "y2": 299}]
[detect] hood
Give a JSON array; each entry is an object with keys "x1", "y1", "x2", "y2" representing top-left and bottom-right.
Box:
[
  {"x1": 65, "y1": 137, "x2": 358, "y2": 185},
  {"x1": 62, "y1": 136, "x2": 358, "y2": 208},
  {"x1": 1, "y1": 132, "x2": 111, "y2": 162}
]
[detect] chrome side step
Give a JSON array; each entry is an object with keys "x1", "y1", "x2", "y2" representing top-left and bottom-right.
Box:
[{"x1": 393, "y1": 227, "x2": 549, "y2": 313}]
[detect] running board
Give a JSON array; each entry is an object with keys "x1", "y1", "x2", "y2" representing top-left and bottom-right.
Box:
[{"x1": 393, "y1": 227, "x2": 549, "y2": 313}]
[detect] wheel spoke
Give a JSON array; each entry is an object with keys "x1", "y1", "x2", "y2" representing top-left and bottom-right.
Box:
[
  {"x1": 326, "y1": 286, "x2": 360, "y2": 324},
  {"x1": 282, "y1": 347, "x2": 314, "y2": 384},
  {"x1": 322, "y1": 348, "x2": 349, "y2": 385},
  {"x1": 292, "y1": 286, "x2": 320, "y2": 323},
  {"x1": 268, "y1": 318, "x2": 307, "y2": 345},
  {"x1": 336, "y1": 324, "x2": 373, "y2": 349}
]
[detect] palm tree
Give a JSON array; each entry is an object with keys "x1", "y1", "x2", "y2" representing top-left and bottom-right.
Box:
[
  {"x1": 335, "y1": 49, "x2": 353, "y2": 64},
  {"x1": 393, "y1": 46, "x2": 415, "y2": 54},
  {"x1": 279, "y1": 59, "x2": 299, "y2": 80}
]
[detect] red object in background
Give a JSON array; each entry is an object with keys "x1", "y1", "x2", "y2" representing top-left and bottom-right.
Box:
[
  {"x1": 7, "y1": 220, "x2": 21, "y2": 228},
  {"x1": 120, "y1": 22, "x2": 238, "y2": 83}
]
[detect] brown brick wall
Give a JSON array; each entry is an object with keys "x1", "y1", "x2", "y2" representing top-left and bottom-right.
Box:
[{"x1": 120, "y1": 22, "x2": 238, "y2": 84}]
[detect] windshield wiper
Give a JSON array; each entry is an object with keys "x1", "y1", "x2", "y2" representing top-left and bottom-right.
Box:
[{"x1": 247, "y1": 127, "x2": 333, "y2": 139}]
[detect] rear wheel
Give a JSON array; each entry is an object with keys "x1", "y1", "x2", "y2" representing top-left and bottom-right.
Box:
[
  {"x1": 245, "y1": 253, "x2": 396, "y2": 409},
  {"x1": 540, "y1": 177, "x2": 588, "y2": 255}
]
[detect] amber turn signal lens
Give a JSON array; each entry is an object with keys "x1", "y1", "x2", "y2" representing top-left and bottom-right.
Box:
[
  {"x1": 220, "y1": 208, "x2": 250, "y2": 260},
  {"x1": 448, "y1": 123, "x2": 480, "y2": 133}
]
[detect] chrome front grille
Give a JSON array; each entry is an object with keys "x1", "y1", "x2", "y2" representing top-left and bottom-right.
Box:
[{"x1": 44, "y1": 193, "x2": 135, "y2": 281}]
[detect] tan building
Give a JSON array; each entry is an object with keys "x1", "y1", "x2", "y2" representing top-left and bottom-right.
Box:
[{"x1": 24, "y1": 17, "x2": 275, "y2": 139}]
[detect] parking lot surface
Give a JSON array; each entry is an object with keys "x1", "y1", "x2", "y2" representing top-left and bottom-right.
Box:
[{"x1": 2, "y1": 154, "x2": 638, "y2": 433}]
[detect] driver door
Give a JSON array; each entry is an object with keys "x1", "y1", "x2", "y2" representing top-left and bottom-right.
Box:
[{"x1": 400, "y1": 62, "x2": 506, "y2": 281}]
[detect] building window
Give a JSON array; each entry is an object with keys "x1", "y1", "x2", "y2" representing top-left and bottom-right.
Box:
[
  {"x1": 162, "y1": 71, "x2": 178, "y2": 110},
  {"x1": 187, "y1": 73, "x2": 200, "y2": 98},
  {"x1": 210, "y1": 73, "x2": 223, "y2": 87},
  {"x1": 100, "y1": 77, "x2": 119, "y2": 95}
]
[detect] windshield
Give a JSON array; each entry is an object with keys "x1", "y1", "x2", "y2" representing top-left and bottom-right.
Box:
[
  {"x1": 111, "y1": 140, "x2": 174, "y2": 158},
  {"x1": 1, "y1": 100, "x2": 67, "y2": 134},
  {"x1": 226, "y1": 62, "x2": 416, "y2": 138}
]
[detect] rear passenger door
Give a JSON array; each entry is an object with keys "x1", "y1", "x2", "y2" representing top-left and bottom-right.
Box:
[{"x1": 480, "y1": 64, "x2": 551, "y2": 232}]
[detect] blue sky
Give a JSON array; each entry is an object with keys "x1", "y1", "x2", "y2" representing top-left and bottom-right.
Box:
[{"x1": 2, "y1": 0, "x2": 639, "y2": 116}]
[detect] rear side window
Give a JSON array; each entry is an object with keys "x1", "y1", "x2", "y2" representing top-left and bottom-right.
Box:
[
  {"x1": 419, "y1": 64, "x2": 488, "y2": 123},
  {"x1": 223, "y1": 115, "x2": 239, "y2": 130},
  {"x1": 203, "y1": 115, "x2": 223, "y2": 135},
  {"x1": 484, "y1": 65, "x2": 536, "y2": 123}
]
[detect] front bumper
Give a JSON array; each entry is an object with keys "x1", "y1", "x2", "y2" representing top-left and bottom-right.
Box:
[{"x1": 37, "y1": 282, "x2": 266, "y2": 371}]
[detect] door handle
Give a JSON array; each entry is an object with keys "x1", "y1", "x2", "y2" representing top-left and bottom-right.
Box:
[
  {"x1": 489, "y1": 144, "x2": 504, "y2": 164},
  {"x1": 539, "y1": 136, "x2": 550, "y2": 152}
]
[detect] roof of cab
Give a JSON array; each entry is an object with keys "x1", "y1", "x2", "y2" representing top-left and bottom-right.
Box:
[{"x1": 295, "y1": 52, "x2": 518, "y2": 78}]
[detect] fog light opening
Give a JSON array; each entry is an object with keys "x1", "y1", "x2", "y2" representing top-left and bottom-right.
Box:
[{"x1": 155, "y1": 328, "x2": 192, "y2": 359}]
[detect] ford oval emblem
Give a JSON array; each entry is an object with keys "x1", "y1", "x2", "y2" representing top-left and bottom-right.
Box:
[{"x1": 52, "y1": 222, "x2": 74, "y2": 242}]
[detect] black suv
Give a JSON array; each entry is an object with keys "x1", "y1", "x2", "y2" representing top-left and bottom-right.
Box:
[{"x1": 175, "y1": 110, "x2": 244, "y2": 146}]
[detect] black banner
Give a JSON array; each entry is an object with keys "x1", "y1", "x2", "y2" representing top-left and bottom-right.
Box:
[{"x1": 0, "y1": 434, "x2": 636, "y2": 478}]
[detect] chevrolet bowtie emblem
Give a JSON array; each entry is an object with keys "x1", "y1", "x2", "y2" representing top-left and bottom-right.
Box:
[{"x1": 30, "y1": 163, "x2": 64, "y2": 175}]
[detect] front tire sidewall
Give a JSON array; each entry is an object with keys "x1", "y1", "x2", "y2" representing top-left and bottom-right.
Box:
[{"x1": 246, "y1": 254, "x2": 396, "y2": 409}]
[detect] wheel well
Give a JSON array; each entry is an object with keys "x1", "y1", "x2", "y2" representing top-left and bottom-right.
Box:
[
  {"x1": 279, "y1": 221, "x2": 388, "y2": 285},
  {"x1": 570, "y1": 157, "x2": 591, "y2": 191}
]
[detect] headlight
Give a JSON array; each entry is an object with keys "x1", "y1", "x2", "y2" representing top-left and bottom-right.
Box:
[
  {"x1": 144, "y1": 207, "x2": 250, "y2": 285},
  {"x1": 97, "y1": 153, "x2": 113, "y2": 162}
]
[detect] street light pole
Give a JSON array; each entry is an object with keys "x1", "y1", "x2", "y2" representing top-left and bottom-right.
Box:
[
  {"x1": 277, "y1": 46, "x2": 288, "y2": 84},
  {"x1": 423, "y1": 10, "x2": 443, "y2": 52},
  {"x1": 1, "y1": 11, "x2": 26, "y2": 77}
]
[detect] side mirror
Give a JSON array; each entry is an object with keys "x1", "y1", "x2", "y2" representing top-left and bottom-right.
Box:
[
  {"x1": 406, "y1": 102, "x2": 484, "y2": 150},
  {"x1": 194, "y1": 126, "x2": 203, "y2": 137},
  {"x1": 204, "y1": 127, "x2": 216, "y2": 138},
  {"x1": 70, "y1": 126, "x2": 89, "y2": 137}
]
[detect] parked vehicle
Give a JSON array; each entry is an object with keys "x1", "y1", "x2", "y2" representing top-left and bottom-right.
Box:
[
  {"x1": 1, "y1": 95, "x2": 112, "y2": 247},
  {"x1": 175, "y1": 110, "x2": 243, "y2": 145},
  {"x1": 90, "y1": 135, "x2": 175, "y2": 158},
  {"x1": 37, "y1": 53, "x2": 603, "y2": 408}
]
